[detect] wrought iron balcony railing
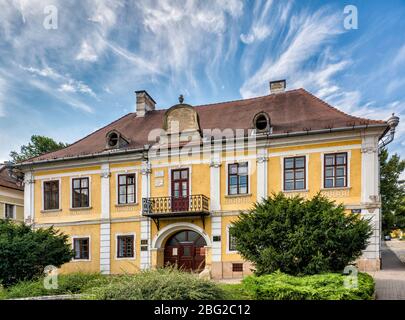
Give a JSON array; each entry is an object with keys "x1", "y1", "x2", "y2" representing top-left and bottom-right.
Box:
[{"x1": 142, "y1": 194, "x2": 210, "y2": 216}]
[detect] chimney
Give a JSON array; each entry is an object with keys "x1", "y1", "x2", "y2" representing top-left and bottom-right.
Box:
[
  {"x1": 269, "y1": 80, "x2": 286, "y2": 94},
  {"x1": 135, "y1": 90, "x2": 156, "y2": 117}
]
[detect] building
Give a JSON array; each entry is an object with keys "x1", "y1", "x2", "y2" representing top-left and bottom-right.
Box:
[
  {"x1": 0, "y1": 165, "x2": 24, "y2": 221},
  {"x1": 14, "y1": 81, "x2": 398, "y2": 279}
]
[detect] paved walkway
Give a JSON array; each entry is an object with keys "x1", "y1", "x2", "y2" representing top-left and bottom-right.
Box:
[{"x1": 370, "y1": 241, "x2": 405, "y2": 300}]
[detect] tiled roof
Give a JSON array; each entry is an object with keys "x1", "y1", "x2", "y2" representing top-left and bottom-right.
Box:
[
  {"x1": 0, "y1": 166, "x2": 24, "y2": 191},
  {"x1": 25, "y1": 88, "x2": 387, "y2": 163}
]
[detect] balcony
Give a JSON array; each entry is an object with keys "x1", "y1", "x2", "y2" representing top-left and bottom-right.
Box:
[{"x1": 142, "y1": 194, "x2": 210, "y2": 230}]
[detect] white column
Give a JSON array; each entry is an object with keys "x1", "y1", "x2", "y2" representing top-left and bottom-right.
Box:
[
  {"x1": 100, "y1": 163, "x2": 111, "y2": 274},
  {"x1": 23, "y1": 171, "x2": 35, "y2": 225},
  {"x1": 100, "y1": 163, "x2": 110, "y2": 220},
  {"x1": 361, "y1": 135, "x2": 381, "y2": 264},
  {"x1": 211, "y1": 216, "x2": 222, "y2": 262},
  {"x1": 361, "y1": 136, "x2": 379, "y2": 204},
  {"x1": 257, "y1": 148, "x2": 268, "y2": 202},
  {"x1": 140, "y1": 161, "x2": 151, "y2": 269},
  {"x1": 210, "y1": 154, "x2": 222, "y2": 263},
  {"x1": 209, "y1": 155, "x2": 221, "y2": 211},
  {"x1": 100, "y1": 223, "x2": 111, "y2": 274}
]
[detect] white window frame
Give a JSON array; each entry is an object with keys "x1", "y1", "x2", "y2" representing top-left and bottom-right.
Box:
[
  {"x1": 71, "y1": 235, "x2": 91, "y2": 262},
  {"x1": 226, "y1": 224, "x2": 238, "y2": 254},
  {"x1": 281, "y1": 154, "x2": 309, "y2": 192},
  {"x1": 115, "y1": 172, "x2": 138, "y2": 205},
  {"x1": 4, "y1": 203, "x2": 16, "y2": 219},
  {"x1": 70, "y1": 176, "x2": 92, "y2": 209},
  {"x1": 41, "y1": 178, "x2": 62, "y2": 211},
  {"x1": 321, "y1": 150, "x2": 351, "y2": 189},
  {"x1": 115, "y1": 233, "x2": 136, "y2": 260},
  {"x1": 225, "y1": 160, "x2": 251, "y2": 196}
]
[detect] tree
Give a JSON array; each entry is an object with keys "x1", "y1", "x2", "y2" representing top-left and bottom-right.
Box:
[
  {"x1": 10, "y1": 135, "x2": 69, "y2": 163},
  {"x1": 380, "y1": 149, "x2": 405, "y2": 234},
  {"x1": 230, "y1": 193, "x2": 372, "y2": 276},
  {"x1": 0, "y1": 220, "x2": 73, "y2": 287}
]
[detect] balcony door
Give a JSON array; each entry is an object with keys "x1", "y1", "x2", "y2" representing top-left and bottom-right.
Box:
[{"x1": 171, "y1": 168, "x2": 189, "y2": 212}]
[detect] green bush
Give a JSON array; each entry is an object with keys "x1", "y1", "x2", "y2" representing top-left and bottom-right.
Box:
[
  {"x1": 230, "y1": 193, "x2": 372, "y2": 275},
  {"x1": 243, "y1": 271, "x2": 374, "y2": 300},
  {"x1": 0, "y1": 220, "x2": 73, "y2": 287},
  {"x1": 5, "y1": 273, "x2": 107, "y2": 299},
  {"x1": 88, "y1": 268, "x2": 225, "y2": 300}
]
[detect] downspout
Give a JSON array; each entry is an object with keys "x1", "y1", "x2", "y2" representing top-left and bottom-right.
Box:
[
  {"x1": 378, "y1": 113, "x2": 400, "y2": 152},
  {"x1": 377, "y1": 114, "x2": 400, "y2": 241}
]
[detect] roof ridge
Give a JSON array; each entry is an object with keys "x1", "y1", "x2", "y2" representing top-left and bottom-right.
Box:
[
  {"x1": 22, "y1": 112, "x2": 135, "y2": 163},
  {"x1": 300, "y1": 88, "x2": 385, "y2": 124},
  {"x1": 194, "y1": 89, "x2": 302, "y2": 109}
]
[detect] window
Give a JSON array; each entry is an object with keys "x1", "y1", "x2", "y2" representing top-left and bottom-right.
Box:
[
  {"x1": 72, "y1": 177, "x2": 89, "y2": 208},
  {"x1": 228, "y1": 162, "x2": 248, "y2": 195},
  {"x1": 5, "y1": 204, "x2": 15, "y2": 219},
  {"x1": 324, "y1": 153, "x2": 348, "y2": 188},
  {"x1": 229, "y1": 233, "x2": 237, "y2": 252},
  {"x1": 118, "y1": 174, "x2": 136, "y2": 204},
  {"x1": 108, "y1": 132, "x2": 119, "y2": 148},
  {"x1": 253, "y1": 112, "x2": 270, "y2": 131},
  {"x1": 73, "y1": 238, "x2": 89, "y2": 260},
  {"x1": 284, "y1": 156, "x2": 306, "y2": 191},
  {"x1": 232, "y1": 263, "x2": 243, "y2": 272},
  {"x1": 117, "y1": 235, "x2": 134, "y2": 258},
  {"x1": 44, "y1": 180, "x2": 59, "y2": 210}
]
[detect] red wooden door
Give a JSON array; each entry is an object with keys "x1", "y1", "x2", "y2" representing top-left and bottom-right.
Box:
[
  {"x1": 164, "y1": 230, "x2": 206, "y2": 272},
  {"x1": 171, "y1": 169, "x2": 189, "y2": 212}
]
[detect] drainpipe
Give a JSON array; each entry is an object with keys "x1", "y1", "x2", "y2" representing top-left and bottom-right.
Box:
[
  {"x1": 378, "y1": 113, "x2": 400, "y2": 151},
  {"x1": 377, "y1": 114, "x2": 400, "y2": 242}
]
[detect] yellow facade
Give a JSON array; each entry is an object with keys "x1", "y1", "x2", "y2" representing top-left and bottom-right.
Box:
[{"x1": 23, "y1": 134, "x2": 382, "y2": 278}]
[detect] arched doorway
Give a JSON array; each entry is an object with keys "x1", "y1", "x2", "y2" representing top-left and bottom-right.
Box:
[{"x1": 164, "y1": 230, "x2": 206, "y2": 272}]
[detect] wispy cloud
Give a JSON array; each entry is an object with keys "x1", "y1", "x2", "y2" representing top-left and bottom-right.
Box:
[
  {"x1": 393, "y1": 43, "x2": 405, "y2": 66},
  {"x1": 240, "y1": 7, "x2": 344, "y2": 98},
  {"x1": 0, "y1": 77, "x2": 6, "y2": 117},
  {"x1": 20, "y1": 65, "x2": 97, "y2": 98},
  {"x1": 27, "y1": 78, "x2": 94, "y2": 113},
  {"x1": 240, "y1": 0, "x2": 274, "y2": 44}
]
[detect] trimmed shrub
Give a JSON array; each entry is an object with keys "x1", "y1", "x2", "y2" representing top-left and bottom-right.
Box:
[
  {"x1": 243, "y1": 271, "x2": 375, "y2": 300},
  {"x1": 0, "y1": 220, "x2": 73, "y2": 287},
  {"x1": 230, "y1": 193, "x2": 372, "y2": 275},
  {"x1": 88, "y1": 268, "x2": 225, "y2": 300}
]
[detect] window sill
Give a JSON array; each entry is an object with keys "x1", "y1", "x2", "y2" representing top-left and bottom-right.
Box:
[
  {"x1": 115, "y1": 203, "x2": 138, "y2": 207},
  {"x1": 69, "y1": 207, "x2": 92, "y2": 211},
  {"x1": 115, "y1": 257, "x2": 136, "y2": 261},
  {"x1": 71, "y1": 259, "x2": 91, "y2": 262},
  {"x1": 321, "y1": 187, "x2": 351, "y2": 191},
  {"x1": 225, "y1": 193, "x2": 252, "y2": 198},
  {"x1": 283, "y1": 189, "x2": 309, "y2": 193},
  {"x1": 41, "y1": 209, "x2": 62, "y2": 213}
]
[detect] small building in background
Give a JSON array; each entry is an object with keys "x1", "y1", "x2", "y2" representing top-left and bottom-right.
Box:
[{"x1": 0, "y1": 165, "x2": 24, "y2": 221}]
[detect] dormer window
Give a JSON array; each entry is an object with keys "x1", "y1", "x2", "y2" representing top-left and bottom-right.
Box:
[
  {"x1": 253, "y1": 112, "x2": 271, "y2": 132},
  {"x1": 106, "y1": 130, "x2": 129, "y2": 150},
  {"x1": 108, "y1": 132, "x2": 119, "y2": 148}
]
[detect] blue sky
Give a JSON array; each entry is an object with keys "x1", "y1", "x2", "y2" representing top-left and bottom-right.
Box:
[{"x1": 0, "y1": 0, "x2": 404, "y2": 169}]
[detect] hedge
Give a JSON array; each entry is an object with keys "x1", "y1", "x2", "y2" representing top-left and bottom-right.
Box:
[{"x1": 243, "y1": 271, "x2": 375, "y2": 300}]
